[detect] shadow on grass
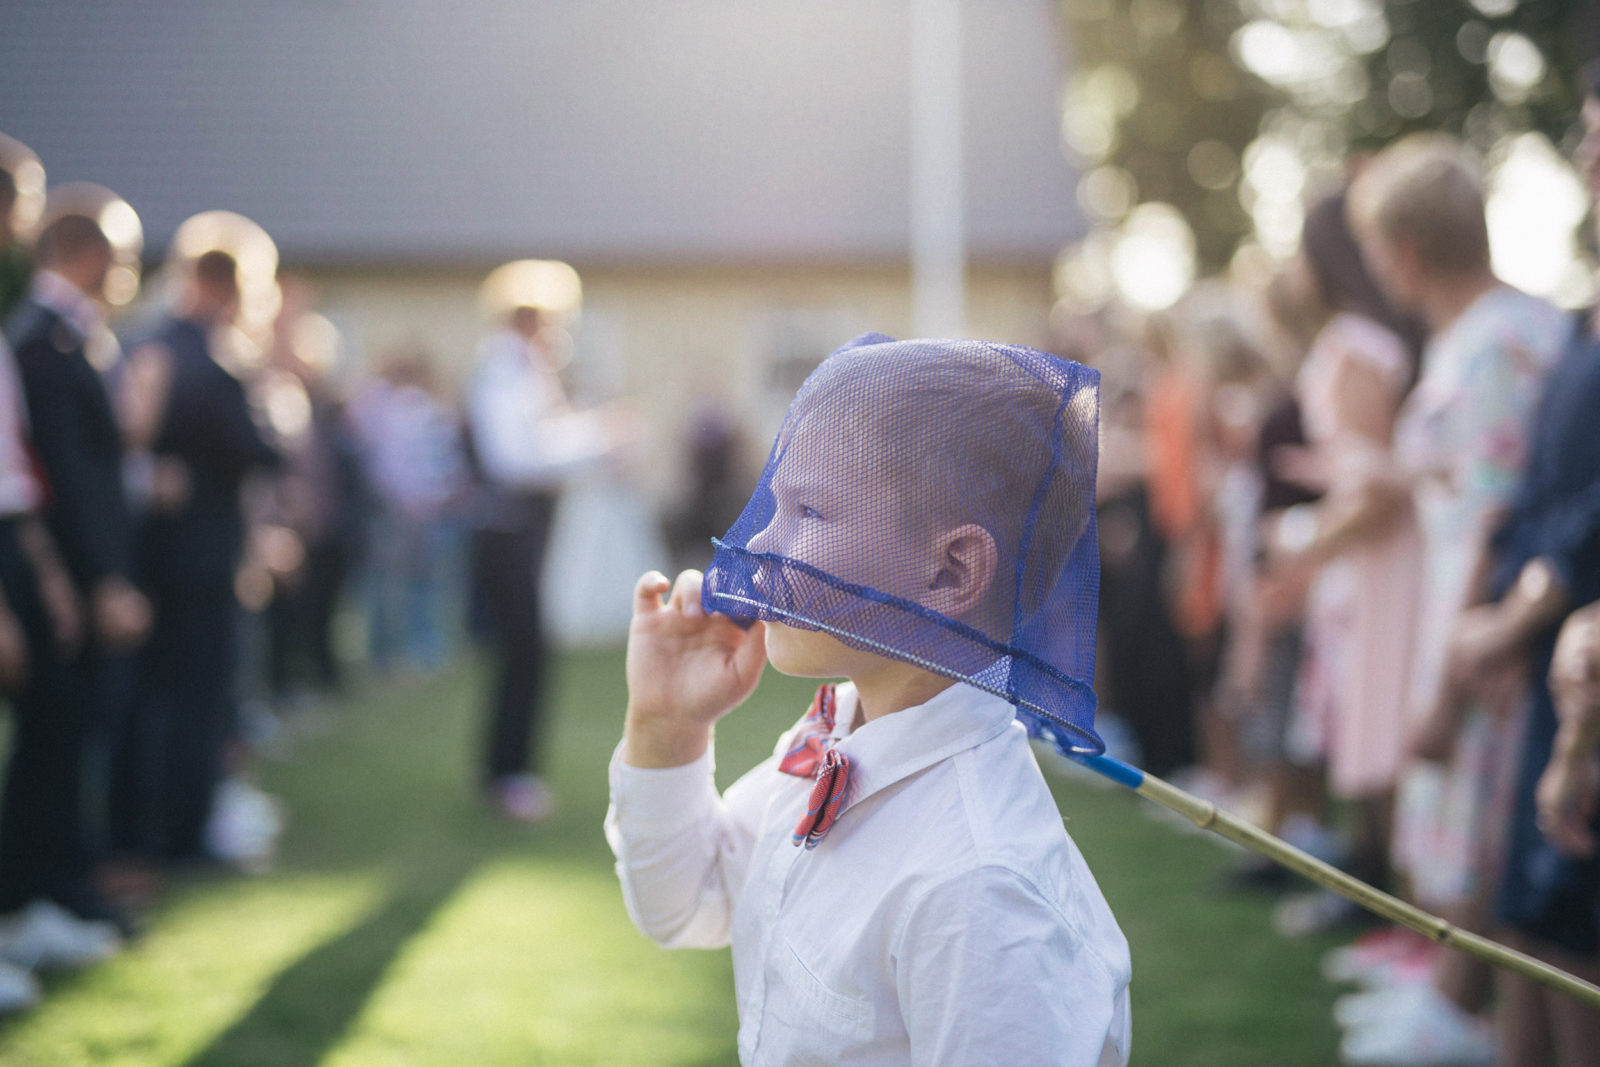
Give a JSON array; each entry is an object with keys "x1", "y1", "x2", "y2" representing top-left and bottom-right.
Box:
[{"x1": 179, "y1": 858, "x2": 479, "y2": 1067}]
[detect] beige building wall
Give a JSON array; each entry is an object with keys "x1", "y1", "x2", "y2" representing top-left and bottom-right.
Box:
[{"x1": 302, "y1": 261, "x2": 1058, "y2": 508}]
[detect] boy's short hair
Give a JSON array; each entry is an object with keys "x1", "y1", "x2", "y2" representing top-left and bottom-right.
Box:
[
  {"x1": 783, "y1": 337, "x2": 1094, "y2": 624},
  {"x1": 704, "y1": 334, "x2": 1103, "y2": 754},
  {"x1": 1348, "y1": 134, "x2": 1489, "y2": 276}
]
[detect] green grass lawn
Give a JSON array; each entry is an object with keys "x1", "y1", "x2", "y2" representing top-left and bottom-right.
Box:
[{"x1": 0, "y1": 648, "x2": 1346, "y2": 1066}]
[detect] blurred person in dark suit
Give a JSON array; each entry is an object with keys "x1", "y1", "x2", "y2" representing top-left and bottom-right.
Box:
[
  {"x1": 112, "y1": 240, "x2": 280, "y2": 867},
  {"x1": 2, "y1": 183, "x2": 150, "y2": 959},
  {"x1": 0, "y1": 337, "x2": 88, "y2": 1009},
  {"x1": 0, "y1": 134, "x2": 45, "y2": 322},
  {"x1": 262, "y1": 276, "x2": 367, "y2": 707}
]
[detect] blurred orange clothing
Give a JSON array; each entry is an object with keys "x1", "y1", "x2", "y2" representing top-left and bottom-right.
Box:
[
  {"x1": 1145, "y1": 367, "x2": 1221, "y2": 638},
  {"x1": 1146, "y1": 368, "x2": 1199, "y2": 540}
]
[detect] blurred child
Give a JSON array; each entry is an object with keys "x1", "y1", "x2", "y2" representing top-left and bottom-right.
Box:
[
  {"x1": 351, "y1": 349, "x2": 466, "y2": 678},
  {"x1": 1173, "y1": 291, "x2": 1276, "y2": 800},
  {"x1": 607, "y1": 335, "x2": 1131, "y2": 1066}
]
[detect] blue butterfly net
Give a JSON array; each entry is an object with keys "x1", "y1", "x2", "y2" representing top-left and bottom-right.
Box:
[{"x1": 702, "y1": 333, "x2": 1103, "y2": 755}]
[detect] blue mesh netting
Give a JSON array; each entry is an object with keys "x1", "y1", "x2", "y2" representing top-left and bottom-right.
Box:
[{"x1": 702, "y1": 333, "x2": 1103, "y2": 756}]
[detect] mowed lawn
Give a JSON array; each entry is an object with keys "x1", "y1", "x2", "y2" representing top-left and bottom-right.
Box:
[{"x1": 0, "y1": 648, "x2": 1345, "y2": 1066}]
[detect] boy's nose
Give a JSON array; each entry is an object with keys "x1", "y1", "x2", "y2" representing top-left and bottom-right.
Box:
[
  {"x1": 743, "y1": 522, "x2": 787, "y2": 599},
  {"x1": 746, "y1": 521, "x2": 776, "y2": 556}
]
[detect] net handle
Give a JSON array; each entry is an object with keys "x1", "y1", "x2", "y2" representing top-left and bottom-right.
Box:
[{"x1": 1072, "y1": 754, "x2": 1600, "y2": 1011}]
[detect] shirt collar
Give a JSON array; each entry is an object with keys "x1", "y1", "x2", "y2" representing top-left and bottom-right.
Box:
[
  {"x1": 827, "y1": 680, "x2": 1018, "y2": 808},
  {"x1": 30, "y1": 270, "x2": 103, "y2": 339}
]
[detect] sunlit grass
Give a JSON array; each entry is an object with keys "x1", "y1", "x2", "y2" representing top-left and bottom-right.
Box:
[
  {"x1": 0, "y1": 875, "x2": 382, "y2": 1067},
  {"x1": 322, "y1": 860, "x2": 736, "y2": 1067},
  {"x1": 0, "y1": 645, "x2": 1344, "y2": 1066}
]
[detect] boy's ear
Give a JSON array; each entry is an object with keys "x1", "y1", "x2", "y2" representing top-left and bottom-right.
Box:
[{"x1": 924, "y1": 524, "x2": 998, "y2": 619}]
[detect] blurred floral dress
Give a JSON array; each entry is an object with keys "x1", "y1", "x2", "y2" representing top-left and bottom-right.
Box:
[{"x1": 1391, "y1": 286, "x2": 1566, "y2": 907}]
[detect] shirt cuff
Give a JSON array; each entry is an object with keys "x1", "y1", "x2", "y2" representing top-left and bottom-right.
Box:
[{"x1": 608, "y1": 741, "x2": 719, "y2": 835}]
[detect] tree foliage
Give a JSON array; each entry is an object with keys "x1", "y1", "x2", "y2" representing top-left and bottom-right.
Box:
[
  {"x1": 1062, "y1": 0, "x2": 1277, "y2": 273},
  {"x1": 1060, "y1": 0, "x2": 1600, "y2": 278}
]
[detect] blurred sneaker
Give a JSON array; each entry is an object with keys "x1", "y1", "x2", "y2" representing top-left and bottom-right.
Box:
[
  {"x1": 1166, "y1": 766, "x2": 1234, "y2": 807},
  {"x1": 0, "y1": 959, "x2": 39, "y2": 1013},
  {"x1": 95, "y1": 860, "x2": 163, "y2": 911},
  {"x1": 238, "y1": 698, "x2": 292, "y2": 761},
  {"x1": 1338, "y1": 982, "x2": 1494, "y2": 1066},
  {"x1": 1336, "y1": 986, "x2": 1406, "y2": 1029},
  {"x1": 1278, "y1": 812, "x2": 1350, "y2": 867},
  {"x1": 51, "y1": 880, "x2": 141, "y2": 942},
  {"x1": 0, "y1": 899, "x2": 120, "y2": 971},
  {"x1": 1323, "y1": 927, "x2": 1436, "y2": 985},
  {"x1": 204, "y1": 777, "x2": 286, "y2": 873},
  {"x1": 1274, "y1": 888, "x2": 1369, "y2": 938},
  {"x1": 491, "y1": 775, "x2": 554, "y2": 824}
]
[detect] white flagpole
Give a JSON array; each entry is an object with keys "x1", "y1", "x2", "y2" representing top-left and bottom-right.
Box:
[{"x1": 909, "y1": 0, "x2": 966, "y2": 338}]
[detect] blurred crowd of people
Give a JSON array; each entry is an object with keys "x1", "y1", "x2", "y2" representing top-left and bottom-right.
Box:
[
  {"x1": 4, "y1": 64, "x2": 1600, "y2": 1067},
  {"x1": 1073, "y1": 73, "x2": 1600, "y2": 1067},
  {"x1": 0, "y1": 132, "x2": 628, "y2": 1017}
]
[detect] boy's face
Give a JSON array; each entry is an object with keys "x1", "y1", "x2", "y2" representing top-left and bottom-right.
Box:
[{"x1": 744, "y1": 411, "x2": 941, "y2": 678}]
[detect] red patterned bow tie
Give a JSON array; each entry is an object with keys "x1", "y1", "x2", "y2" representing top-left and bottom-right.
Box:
[{"x1": 780, "y1": 684, "x2": 853, "y2": 849}]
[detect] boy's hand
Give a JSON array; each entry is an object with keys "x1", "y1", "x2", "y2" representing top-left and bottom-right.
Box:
[{"x1": 624, "y1": 569, "x2": 766, "y2": 768}]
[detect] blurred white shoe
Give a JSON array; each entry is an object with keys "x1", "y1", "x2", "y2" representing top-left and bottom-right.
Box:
[
  {"x1": 1274, "y1": 888, "x2": 1363, "y2": 937},
  {"x1": 1338, "y1": 982, "x2": 1494, "y2": 1067},
  {"x1": 0, "y1": 958, "x2": 39, "y2": 1013},
  {"x1": 491, "y1": 775, "x2": 554, "y2": 824},
  {"x1": 1335, "y1": 986, "x2": 1401, "y2": 1028},
  {"x1": 0, "y1": 899, "x2": 120, "y2": 971},
  {"x1": 204, "y1": 777, "x2": 286, "y2": 873},
  {"x1": 1279, "y1": 812, "x2": 1350, "y2": 866}
]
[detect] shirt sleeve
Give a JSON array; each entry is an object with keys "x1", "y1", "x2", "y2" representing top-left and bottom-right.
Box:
[
  {"x1": 1456, "y1": 332, "x2": 1546, "y2": 508},
  {"x1": 467, "y1": 337, "x2": 610, "y2": 489},
  {"x1": 1527, "y1": 477, "x2": 1600, "y2": 608},
  {"x1": 1332, "y1": 315, "x2": 1408, "y2": 383},
  {"x1": 14, "y1": 338, "x2": 132, "y2": 586},
  {"x1": 895, "y1": 866, "x2": 1131, "y2": 1067},
  {"x1": 604, "y1": 743, "x2": 758, "y2": 950},
  {"x1": 202, "y1": 364, "x2": 282, "y2": 477}
]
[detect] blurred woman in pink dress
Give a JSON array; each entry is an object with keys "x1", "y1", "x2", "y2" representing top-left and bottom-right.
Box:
[{"x1": 1266, "y1": 189, "x2": 1427, "y2": 933}]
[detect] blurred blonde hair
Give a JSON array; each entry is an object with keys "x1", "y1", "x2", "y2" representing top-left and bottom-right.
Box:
[{"x1": 1348, "y1": 134, "x2": 1489, "y2": 276}]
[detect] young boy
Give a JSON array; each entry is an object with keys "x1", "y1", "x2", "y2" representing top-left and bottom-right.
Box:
[{"x1": 606, "y1": 334, "x2": 1131, "y2": 1066}]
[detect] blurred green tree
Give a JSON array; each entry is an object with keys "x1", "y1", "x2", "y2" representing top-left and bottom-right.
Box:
[
  {"x1": 1350, "y1": 0, "x2": 1593, "y2": 153},
  {"x1": 1060, "y1": 0, "x2": 1278, "y2": 273},
  {"x1": 1059, "y1": 0, "x2": 1600, "y2": 279}
]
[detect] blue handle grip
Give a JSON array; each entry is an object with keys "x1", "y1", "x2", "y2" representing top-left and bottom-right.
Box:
[{"x1": 1069, "y1": 753, "x2": 1145, "y2": 790}]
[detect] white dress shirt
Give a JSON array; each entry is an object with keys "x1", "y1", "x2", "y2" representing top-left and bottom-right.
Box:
[
  {"x1": 0, "y1": 337, "x2": 37, "y2": 518},
  {"x1": 29, "y1": 269, "x2": 103, "y2": 340},
  {"x1": 466, "y1": 329, "x2": 609, "y2": 491},
  {"x1": 606, "y1": 681, "x2": 1132, "y2": 1067}
]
